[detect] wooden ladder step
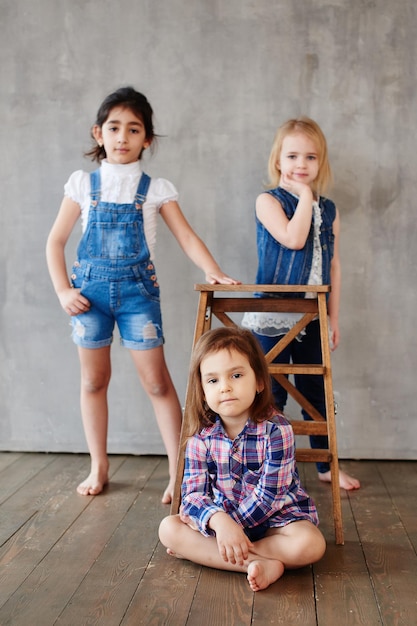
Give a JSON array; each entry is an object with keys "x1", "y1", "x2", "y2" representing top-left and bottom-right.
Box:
[
  {"x1": 295, "y1": 448, "x2": 333, "y2": 463},
  {"x1": 269, "y1": 364, "x2": 325, "y2": 375},
  {"x1": 290, "y1": 420, "x2": 329, "y2": 436}
]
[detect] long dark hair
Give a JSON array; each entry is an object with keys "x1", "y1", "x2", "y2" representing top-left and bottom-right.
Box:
[{"x1": 85, "y1": 86, "x2": 157, "y2": 162}]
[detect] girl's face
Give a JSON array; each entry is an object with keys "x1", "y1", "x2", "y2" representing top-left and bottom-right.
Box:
[
  {"x1": 93, "y1": 106, "x2": 150, "y2": 165},
  {"x1": 200, "y1": 348, "x2": 263, "y2": 432},
  {"x1": 278, "y1": 132, "x2": 320, "y2": 188}
]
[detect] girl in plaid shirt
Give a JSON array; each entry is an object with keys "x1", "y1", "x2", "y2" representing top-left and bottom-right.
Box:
[{"x1": 159, "y1": 327, "x2": 325, "y2": 592}]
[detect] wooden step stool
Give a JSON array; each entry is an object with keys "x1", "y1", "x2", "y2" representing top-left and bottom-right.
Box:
[{"x1": 171, "y1": 284, "x2": 344, "y2": 545}]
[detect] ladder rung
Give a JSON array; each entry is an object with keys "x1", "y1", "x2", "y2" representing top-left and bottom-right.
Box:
[
  {"x1": 269, "y1": 364, "x2": 325, "y2": 374},
  {"x1": 290, "y1": 420, "x2": 328, "y2": 435},
  {"x1": 296, "y1": 448, "x2": 332, "y2": 462}
]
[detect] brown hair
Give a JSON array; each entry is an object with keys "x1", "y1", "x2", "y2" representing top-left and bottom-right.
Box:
[
  {"x1": 184, "y1": 327, "x2": 275, "y2": 438},
  {"x1": 267, "y1": 117, "x2": 332, "y2": 195}
]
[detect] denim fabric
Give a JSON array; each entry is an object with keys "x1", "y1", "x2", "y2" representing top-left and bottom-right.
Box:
[
  {"x1": 70, "y1": 169, "x2": 164, "y2": 350},
  {"x1": 254, "y1": 187, "x2": 336, "y2": 298},
  {"x1": 254, "y1": 321, "x2": 330, "y2": 474}
]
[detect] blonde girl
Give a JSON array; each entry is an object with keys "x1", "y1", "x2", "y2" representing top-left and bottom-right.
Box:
[{"x1": 242, "y1": 117, "x2": 360, "y2": 490}]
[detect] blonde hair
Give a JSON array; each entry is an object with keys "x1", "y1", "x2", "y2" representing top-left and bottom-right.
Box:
[
  {"x1": 267, "y1": 117, "x2": 332, "y2": 195},
  {"x1": 183, "y1": 327, "x2": 275, "y2": 439}
]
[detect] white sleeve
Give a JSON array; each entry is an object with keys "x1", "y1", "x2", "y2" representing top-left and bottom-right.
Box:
[
  {"x1": 64, "y1": 170, "x2": 91, "y2": 210},
  {"x1": 149, "y1": 177, "x2": 179, "y2": 210}
]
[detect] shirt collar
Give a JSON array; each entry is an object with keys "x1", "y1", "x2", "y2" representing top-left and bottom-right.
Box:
[{"x1": 101, "y1": 159, "x2": 142, "y2": 177}]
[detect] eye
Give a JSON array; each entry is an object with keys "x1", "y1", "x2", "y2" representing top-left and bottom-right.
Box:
[
  {"x1": 232, "y1": 372, "x2": 243, "y2": 379},
  {"x1": 206, "y1": 377, "x2": 218, "y2": 385},
  {"x1": 307, "y1": 155, "x2": 317, "y2": 161},
  {"x1": 108, "y1": 126, "x2": 118, "y2": 132}
]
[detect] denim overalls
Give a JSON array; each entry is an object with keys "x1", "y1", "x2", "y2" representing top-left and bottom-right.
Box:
[{"x1": 70, "y1": 169, "x2": 164, "y2": 350}]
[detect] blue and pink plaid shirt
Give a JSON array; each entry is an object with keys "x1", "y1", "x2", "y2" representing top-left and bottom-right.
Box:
[{"x1": 181, "y1": 412, "x2": 319, "y2": 537}]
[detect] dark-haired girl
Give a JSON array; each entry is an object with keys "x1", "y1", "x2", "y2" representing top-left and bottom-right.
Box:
[{"x1": 46, "y1": 87, "x2": 238, "y2": 502}]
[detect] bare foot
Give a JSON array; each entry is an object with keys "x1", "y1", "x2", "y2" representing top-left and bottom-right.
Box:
[
  {"x1": 247, "y1": 559, "x2": 284, "y2": 592},
  {"x1": 319, "y1": 469, "x2": 361, "y2": 490},
  {"x1": 166, "y1": 548, "x2": 185, "y2": 559},
  {"x1": 161, "y1": 480, "x2": 175, "y2": 505},
  {"x1": 77, "y1": 469, "x2": 109, "y2": 496}
]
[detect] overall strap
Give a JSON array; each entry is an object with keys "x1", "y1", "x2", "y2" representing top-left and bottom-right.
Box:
[
  {"x1": 90, "y1": 169, "x2": 101, "y2": 207},
  {"x1": 134, "y1": 172, "x2": 151, "y2": 209}
]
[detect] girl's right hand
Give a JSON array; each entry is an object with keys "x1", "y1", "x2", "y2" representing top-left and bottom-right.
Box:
[
  {"x1": 57, "y1": 287, "x2": 91, "y2": 316},
  {"x1": 209, "y1": 512, "x2": 252, "y2": 565},
  {"x1": 280, "y1": 172, "x2": 313, "y2": 199}
]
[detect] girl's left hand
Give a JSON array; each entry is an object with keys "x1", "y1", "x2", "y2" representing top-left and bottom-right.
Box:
[
  {"x1": 329, "y1": 319, "x2": 340, "y2": 351},
  {"x1": 179, "y1": 507, "x2": 199, "y2": 531},
  {"x1": 205, "y1": 271, "x2": 241, "y2": 285}
]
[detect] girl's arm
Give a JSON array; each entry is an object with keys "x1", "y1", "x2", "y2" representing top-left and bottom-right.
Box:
[
  {"x1": 181, "y1": 436, "x2": 252, "y2": 565},
  {"x1": 181, "y1": 436, "x2": 225, "y2": 534},
  {"x1": 328, "y1": 209, "x2": 341, "y2": 350},
  {"x1": 46, "y1": 196, "x2": 91, "y2": 316},
  {"x1": 255, "y1": 175, "x2": 314, "y2": 250},
  {"x1": 159, "y1": 201, "x2": 240, "y2": 284}
]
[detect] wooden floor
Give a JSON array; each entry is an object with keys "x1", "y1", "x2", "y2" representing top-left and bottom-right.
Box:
[{"x1": 0, "y1": 453, "x2": 416, "y2": 626}]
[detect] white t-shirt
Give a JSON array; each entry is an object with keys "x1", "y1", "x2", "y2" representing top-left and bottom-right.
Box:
[{"x1": 64, "y1": 159, "x2": 179, "y2": 260}]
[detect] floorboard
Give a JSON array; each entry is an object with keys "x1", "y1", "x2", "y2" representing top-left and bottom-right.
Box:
[{"x1": 0, "y1": 454, "x2": 416, "y2": 626}]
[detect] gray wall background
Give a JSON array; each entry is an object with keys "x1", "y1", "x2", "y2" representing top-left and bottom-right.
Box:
[{"x1": 1, "y1": 0, "x2": 415, "y2": 459}]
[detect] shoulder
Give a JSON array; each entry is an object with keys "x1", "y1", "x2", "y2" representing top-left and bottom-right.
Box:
[
  {"x1": 263, "y1": 186, "x2": 291, "y2": 202},
  {"x1": 320, "y1": 195, "x2": 336, "y2": 214},
  {"x1": 64, "y1": 170, "x2": 91, "y2": 204},
  {"x1": 148, "y1": 176, "x2": 179, "y2": 207},
  {"x1": 266, "y1": 414, "x2": 294, "y2": 444}
]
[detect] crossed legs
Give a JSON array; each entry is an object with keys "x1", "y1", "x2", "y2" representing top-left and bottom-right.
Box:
[{"x1": 159, "y1": 515, "x2": 326, "y2": 592}]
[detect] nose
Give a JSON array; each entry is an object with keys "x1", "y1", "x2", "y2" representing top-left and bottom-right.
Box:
[
  {"x1": 118, "y1": 129, "x2": 128, "y2": 143},
  {"x1": 220, "y1": 378, "x2": 231, "y2": 392}
]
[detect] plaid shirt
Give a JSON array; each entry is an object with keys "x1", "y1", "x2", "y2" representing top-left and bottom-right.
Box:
[{"x1": 181, "y1": 413, "x2": 318, "y2": 537}]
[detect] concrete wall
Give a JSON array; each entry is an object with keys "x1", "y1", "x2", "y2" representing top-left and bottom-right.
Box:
[{"x1": 1, "y1": 0, "x2": 416, "y2": 459}]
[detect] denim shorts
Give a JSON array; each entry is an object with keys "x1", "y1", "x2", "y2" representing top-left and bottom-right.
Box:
[{"x1": 70, "y1": 261, "x2": 164, "y2": 350}]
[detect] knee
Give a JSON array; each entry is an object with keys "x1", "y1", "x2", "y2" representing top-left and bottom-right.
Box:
[
  {"x1": 159, "y1": 515, "x2": 180, "y2": 548},
  {"x1": 143, "y1": 374, "x2": 171, "y2": 398},
  {"x1": 81, "y1": 372, "x2": 111, "y2": 394},
  {"x1": 299, "y1": 525, "x2": 326, "y2": 563}
]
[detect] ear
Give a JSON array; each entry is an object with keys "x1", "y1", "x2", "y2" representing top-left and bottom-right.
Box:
[
  {"x1": 143, "y1": 137, "x2": 152, "y2": 150},
  {"x1": 256, "y1": 382, "x2": 265, "y2": 394},
  {"x1": 92, "y1": 125, "x2": 103, "y2": 146}
]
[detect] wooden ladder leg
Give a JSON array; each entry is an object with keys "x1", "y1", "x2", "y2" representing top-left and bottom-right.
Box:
[
  {"x1": 170, "y1": 290, "x2": 213, "y2": 514},
  {"x1": 318, "y1": 293, "x2": 344, "y2": 545}
]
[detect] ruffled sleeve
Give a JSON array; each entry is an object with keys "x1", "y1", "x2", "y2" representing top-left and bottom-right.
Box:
[
  {"x1": 63, "y1": 170, "x2": 90, "y2": 208},
  {"x1": 149, "y1": 177, "x2": 179, "y2": 210}
]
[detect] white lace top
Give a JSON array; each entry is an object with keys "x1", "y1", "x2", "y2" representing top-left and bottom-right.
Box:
[
  {"x1": 242, "y1": 199, "x2": 323, "y2": 339},
  {"x1": 64, "y1": 160, "x2": 179, "y2": 260}
]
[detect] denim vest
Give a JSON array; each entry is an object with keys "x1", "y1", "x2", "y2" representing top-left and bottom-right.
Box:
[{"x1": 254, "y1": 187, "x2": 336, "y2": 298}]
